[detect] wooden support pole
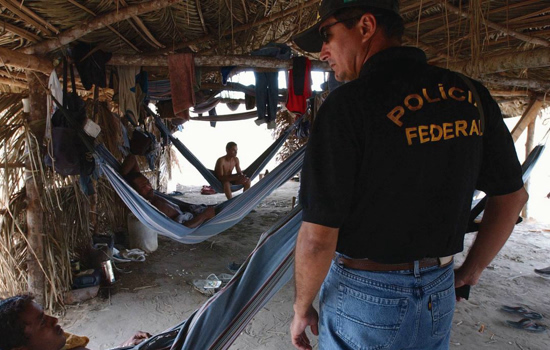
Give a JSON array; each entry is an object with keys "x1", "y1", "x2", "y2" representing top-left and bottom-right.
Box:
[
  {"x1": 25, "y1": 71, "x2": 48, "y2": 304},
  {"x1": 522, "y1": 118, "x2": 536, "y2": 218},
  {"x1": 511, "y1": 97, "x2": 543, "y2": 143}
]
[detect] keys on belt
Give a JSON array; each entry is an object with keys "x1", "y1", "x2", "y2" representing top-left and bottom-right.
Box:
[{"x1": 336, "y1": 255, "x2": 453, "y2": 272}]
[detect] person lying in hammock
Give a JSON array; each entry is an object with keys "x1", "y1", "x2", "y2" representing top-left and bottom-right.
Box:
[
  {"x1": 122, "y1": 155, "x2": 215, "y2": 228},
  {"x1": 0, "y1": 294, "x2": 151, "y2": 350},
  {"x1": 215, "y1": 141, "x2": 251, "y2": 199}
]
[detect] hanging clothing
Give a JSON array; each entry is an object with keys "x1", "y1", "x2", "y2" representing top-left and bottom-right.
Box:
[
  {"x1": 45, "y1": 69, "x2": 63, "y2": 145},
  {"x1": 70, "y1": 42, "x2": 112, "y2": 90},
  {"x1": 168, "y1": 53, "x2": 196, "y2": 122},
  {"x1": 118, "y1": 66, "x2": 140, "y2": 117},
  {"x1": 286, "y1": 57, "x2": 312, "y2": 115},
  {"x1": 220, "y1": 66, "x2": 236, "y2": 85},
  {"x1": 254, "y1": 72, "x2": 279, "y2": 122},
  {"x1": 250, "y1": 43, "x2": 291, "y2": 123}
]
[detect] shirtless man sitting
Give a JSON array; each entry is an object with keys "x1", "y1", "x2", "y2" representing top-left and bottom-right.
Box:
[
  {"x1": 0, "y1": 294, "x2": 150, "y2": 350},
  {"x1": 122, "y1": 155, "x2": 215, "y2": 228},
  {"x1": 214, "y1": 141, "x2": 251, "y2": 199}
]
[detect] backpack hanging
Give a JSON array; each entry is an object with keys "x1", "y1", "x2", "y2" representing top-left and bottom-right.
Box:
[{"x1": 45, "y1": 58, "x2": 95, "y2": 176}]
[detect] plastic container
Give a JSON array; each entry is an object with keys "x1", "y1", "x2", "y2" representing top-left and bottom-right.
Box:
[{"x1": 127, "y1": 212, "x2": 158, "y2": 253}]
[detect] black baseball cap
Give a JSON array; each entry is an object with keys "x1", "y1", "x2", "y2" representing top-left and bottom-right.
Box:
[{"x1": 292, "y1": 0, "x2": 400, "y2": 53}]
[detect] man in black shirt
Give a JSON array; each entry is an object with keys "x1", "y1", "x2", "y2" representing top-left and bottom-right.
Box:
[{"x1": 290, "y1": 0, "x2": 528, "y2": 349}]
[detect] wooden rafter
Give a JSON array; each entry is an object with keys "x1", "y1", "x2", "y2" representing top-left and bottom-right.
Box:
[
  {"x1": 511, "y1": 97, "x2": 544, "y2": 142},
  {"x1": 66, "y1": 0, "x2": 141, "y2": 53},
  {"x1": 0, "y1": 76, "x2": 27, "y2": 88},
  {"x1": 155, "y1": 0, "x2": 319, "y2": 55},
  {"x1": 445, "y1": 48, "x2": 550, "y2": 76},
  {"x1": 507, "y1": 5, "x2": 550, "y2": 24},
  {"x1": 116, "y1": 0, "x2": 165, "y2": 49},
  {"x1": 490, "y1": 90, "x2": 530, "y2": 97},
  {"x1": 482, "y1": 75, "x2": 550, "y2": 91},
  {"x1": 7, "y1": 0, "x2": 59, "y2": 34},
  {"x1": 195, "y1": 0, "x2": 208, "y2": 34},
  {"x1": 0, "y1": 20, "x2": 41, "y2": 42},
  {"x1": 0, "y1": 0, "x2": 53, "y2": 36},
  {"x1": 438, "y1": 0, "x2": 550, "y2": 48},
  {"x1": 0, "y1": 46, "x2": 52, "y2": 73},
  {"x1": 108, "y1": 53, "x2": 330, "y2": 71},
  {"x1": 22, "y1": 0, "x2": 181, "y2": 55}
]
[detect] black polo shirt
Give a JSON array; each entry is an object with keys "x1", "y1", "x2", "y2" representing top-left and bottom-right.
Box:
[{"x1": 299, "y1": 46, "x2": 523, "y2": 263}]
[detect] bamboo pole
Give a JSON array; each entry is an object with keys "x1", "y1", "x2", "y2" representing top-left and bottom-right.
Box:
[
  {"x1": 511, "y1": 97, "x2": 543, "y2": 143},
  {"x1": 22, "y1": 0, "x2": 182, "y2": 55},
  {"x1": 25, "y1": 71, "x2": 48, "y2": 304}
]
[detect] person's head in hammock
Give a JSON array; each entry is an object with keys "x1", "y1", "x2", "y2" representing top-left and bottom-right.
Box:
[
  {"x1": 124, "y1": 168, "x2": 216, "y2": 228},
  {"x1": 0, "y1": 294, "x2": 150, "y2": 350},
  {"x1": 125, "y1": 172, "x2": 154, "y2": 200}
]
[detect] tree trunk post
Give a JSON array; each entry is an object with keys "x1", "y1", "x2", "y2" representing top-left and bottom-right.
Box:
[{"x1": 25, "y1": 71, "x2": 48, "y2": 305}]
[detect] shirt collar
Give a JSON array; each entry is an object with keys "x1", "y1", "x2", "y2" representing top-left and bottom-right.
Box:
[{"x1": 359, "y1": 46, "x2": 427, "y2": 78}]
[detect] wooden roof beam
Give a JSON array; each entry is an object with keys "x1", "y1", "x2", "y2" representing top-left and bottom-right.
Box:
[
  {"x1": 155, "y1": 0, "x2": 320, "y2": 55},
  {"x1": 511, "y1": 97, "x2": 544, "y2": 142},
  {"x1": 438, "y1": 0, "x2": 550, "y2": 48},
  {"x1": 0, "y1": 76, "x2": 27, "y2": 89},
  {"x1": 22, "y1": 0, "x2": 181, "y2": 55},
  {"x1": 108, "y1": 54, "x2": 330, "y2": 71},
  {"x1": 444, "y1": 48, "x2": 550, "y2": 76},
  {"x1": 0, "y1": 47, "x2": 52, "y2": 74},
  {"x1": 490, "y1": 90, "x2": 530, "y2": 97},
  {"x1": 481, "y1": 75, "x2": 550, "y2": 92}
]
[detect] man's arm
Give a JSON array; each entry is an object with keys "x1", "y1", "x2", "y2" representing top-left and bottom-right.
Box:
[
  {"x1": 235, "y1": 157, "x2": 243, "y2": 174},
  {"x1": 455, "y1": 187, "x2": 528, "y2": 288},
  {"x1": 291, "y1": 222, "x2": 338, "y2": 350}
]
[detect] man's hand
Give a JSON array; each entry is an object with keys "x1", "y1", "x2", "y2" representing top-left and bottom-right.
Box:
[
  {"x1": 120, "y1": 331, "x2": 152, "y2": 346},
  {"x1": 454, "y1": 265, "x2": 481, "y2": 291},
  {"x1": 234, "y1": 174, "x2": 249, "y2": 185},
  {"x1": 290, "y1": 305, "x2": 319, "y2": 350}
]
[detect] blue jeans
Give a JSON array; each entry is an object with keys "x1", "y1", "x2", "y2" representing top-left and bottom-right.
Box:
[
  {"x1": 319, "y1": 255, "x2": 455, "y2": 350},
  {"x1": 254, "y1": 72, "x2": 278, "y2": 122}
]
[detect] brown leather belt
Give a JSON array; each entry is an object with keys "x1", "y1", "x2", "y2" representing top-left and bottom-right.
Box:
[{"x1": 337, "y1": 255, "x2": 453, "y2": 272}]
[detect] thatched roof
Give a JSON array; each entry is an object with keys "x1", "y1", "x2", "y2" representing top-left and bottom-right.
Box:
[{"x1": 0, "y1": 0, "x2": 548, "y2": 113}]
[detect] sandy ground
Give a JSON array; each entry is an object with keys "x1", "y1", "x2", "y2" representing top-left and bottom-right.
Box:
[{"x1": 61, "y1": 180, "x2": 550, "y2": 350}]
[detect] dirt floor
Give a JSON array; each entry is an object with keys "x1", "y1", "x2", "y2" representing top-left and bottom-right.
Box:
[{"x1": 61, "y1": 181, "x2": 550, "y2": 350}]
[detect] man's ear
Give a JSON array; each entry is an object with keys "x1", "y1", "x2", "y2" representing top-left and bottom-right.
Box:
[{"x1": 358, "y1": 13, "x2": 377, "y2": 40}]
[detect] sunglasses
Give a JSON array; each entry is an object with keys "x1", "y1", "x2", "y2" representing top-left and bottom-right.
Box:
[{"x1": 319, "y1": 16, "x2": 361, "y2": 43}]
